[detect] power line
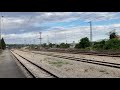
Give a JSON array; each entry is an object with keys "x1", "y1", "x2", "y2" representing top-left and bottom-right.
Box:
[
  {"x1": 19, "y1": 14, "x2": 34, "y2": 30},
  {"x1": 17, "y1": 13, "x2": 35, "y2": 45},
  {"x1": 3, "y1": 12, "x2": 13, "y2": 45}
]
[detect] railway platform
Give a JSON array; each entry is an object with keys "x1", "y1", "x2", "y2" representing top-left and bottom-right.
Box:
[{"x1": 0, "y1": 49, "x2": 26, "y2": 78}]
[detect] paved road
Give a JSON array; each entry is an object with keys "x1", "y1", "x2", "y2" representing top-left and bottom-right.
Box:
[{"x1": 0, "y1": 49, "x2": 26, "y2": 78}]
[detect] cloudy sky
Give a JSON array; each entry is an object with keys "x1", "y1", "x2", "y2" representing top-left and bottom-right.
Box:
[{"x1": 1, "y1": 12, "x2": 120, "y2": 44}]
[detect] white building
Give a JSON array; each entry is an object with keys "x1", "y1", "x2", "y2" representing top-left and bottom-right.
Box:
[{"x1": 70, "y1": 41, "x2": 76, "y2": 48}]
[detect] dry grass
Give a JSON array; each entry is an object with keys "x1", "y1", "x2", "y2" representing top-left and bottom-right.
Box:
[{"x1": 48, "y1": 61, "x2": 69, "y2": 67}]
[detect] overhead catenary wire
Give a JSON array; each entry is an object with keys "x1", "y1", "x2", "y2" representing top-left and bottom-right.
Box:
[
  {"x1": 19, "y1": 13, "x2": 35, "y2": 30},
  {"x1": 16, "y1": 13, "x2": 35, "y2": 45}
]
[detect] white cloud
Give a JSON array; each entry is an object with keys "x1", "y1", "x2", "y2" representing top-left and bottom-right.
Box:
[
  {"x1": 2, "y1": 12, "x2": 120, "y2": 31},
  {"x1": 2, "y1": 12, "x2": 120, "y2": 44},
  {"x1": 3, "y1": 24, "x2": 114, "y2": 44}
]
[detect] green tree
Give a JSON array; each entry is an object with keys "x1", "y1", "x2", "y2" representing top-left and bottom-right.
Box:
[
  {"x1": 65, "y1": 43, "x2": 70, "y2": 48},
  {"x1": 48, "y1": 43, "x2": 53, "y2": 48},
  {"x1": 0, "y1": 38, "x2": 6, "y2": 49},
  {"x1": 75, "y1": 37, "x2": 90, "y2": 49},
  {"x1": 56, "y1": 44, "x2": 60, "y2": 48},
  {"x1": 79, "y1": 37, "x2": 90, "y2": 48},
  {"x1": 75, "y1": 43, "x2": 80, "y2": 49},
  {"x1": 42, "y1": 43, "x2": 47, "y2": 48}
]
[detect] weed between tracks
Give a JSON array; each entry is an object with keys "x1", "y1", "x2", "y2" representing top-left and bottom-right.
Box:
[
  {"x1": 99, "y1": 70, "x2": 109, "y2": 74},
  {"x1": 48, "y1": 60, "x2": 70, "y2": 67}
]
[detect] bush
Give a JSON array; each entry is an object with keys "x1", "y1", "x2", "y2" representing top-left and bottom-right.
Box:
[
  {"x1": 48, "y1": 43, "x2": 53, "y2": 48},
  {"x1": 92, "y1": 40, "x2": 106, "y2": 50},
  {"x1": 59, "y1": 43, "x2": 70, "y2": 48},
  {"x1": 75, "y1": 43, "x2": 80, "y2": 49},
  {"x1": 104, "y1": 39, "x2": 120, "y2": 50},
  {"x1": 93, "y1": 39, "x2": 120, "y2": 51},
  {"x1": 42, "y1": 43, "x2": 47, "y2": 48}
]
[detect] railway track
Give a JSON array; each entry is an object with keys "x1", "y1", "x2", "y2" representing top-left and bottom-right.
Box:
[
  {"x1": 20, "y1": 50, "x2": 120, "y2": 69},
  {"x1": 37, "y1": 49, "x2": 120, "y2": 57},
  {"x1": 73, "y1": 52, "x2": 120, "y2": 57},
  {"x1": 10, "y1": 50, "x2": 59, "y2": 78}
]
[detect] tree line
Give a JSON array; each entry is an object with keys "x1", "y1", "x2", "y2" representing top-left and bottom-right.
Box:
[
  {"x1": 34, "y1": 31, "x2": 120, "y2": 51},
  {"x1": 41, "y1": 43, "x2": 70, "y2": 48},
  {"x1": 8, "y1": 31, "x2": 120, "y2": 52},
  {"x1": 75, "y1": 31, "x2": 120, "y2": 51}
]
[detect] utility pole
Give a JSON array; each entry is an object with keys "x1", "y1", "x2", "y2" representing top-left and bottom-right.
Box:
[
  {"x1": 88, "y1": 21, "x2": 92, "y2": 42},
  {"x1": 88, "y1": 21, "x2": 93, "y2": 51},
  {"x1": 33, "y1": 39, "x2": 35, "y2": 45},
  {"x1": 39, "y1": 32, "x2": 42, "y2": 49},
  {"x1": 54, "y1": 31, "x2": 57, "y2": 48},
  {"x1": 24, "y1": 39, "x2": 26, "y2": 47},
  {"x1": 55, "y1": 31, "x2": 56, "y2": 44},
  {"x1": 47, "y1": 35, "x2": 49, "y2": 45},
  {"x1": 33, "y1": 39, "x2": 35, "y2": 50},
  {"x1": 65, "y1": 32, "x2": 67, "y2": 43},
  {"x1": 0, "y1": 16, "x2": 3, "y2": 50}
]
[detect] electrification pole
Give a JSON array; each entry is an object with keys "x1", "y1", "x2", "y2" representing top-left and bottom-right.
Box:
[
  {"x1": 88, "y1": 21, "x2": 93, "y2": 51},
  {"x1": 0, "y1": 16, "x2": 3, "y2": 50},
  {"x1": 54, "y1": 31, "x2": 57, "y2": 48},
  {"x1": 47, "y1": 35, "x2": 49, "y2": 45},
  {"x1": 88, "y1": 21, "x2": 92, "y2": 42},
  {"x1": 39, "y1": 32, "x2": 42, "y2": 49},
  {"x1": 55, "y1": 32, "x2": 56, "y2": 44},
  {"x1": 65, "y1": 32, "x2": 67, "y2": 43}
]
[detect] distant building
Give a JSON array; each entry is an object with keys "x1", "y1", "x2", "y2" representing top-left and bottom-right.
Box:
[
  {"x1": 70, "y1": 41, "x2": 76, "y2": 48},
  {"x1": 116, "y1": 35, "x2": 120, "y2": 39},
  {"x1": 6, "y1": 46, "x2": 8, "y2": 48}
]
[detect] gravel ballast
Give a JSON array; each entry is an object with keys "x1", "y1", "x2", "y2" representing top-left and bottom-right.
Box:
[{"x1": 12, "y1": 49, "x2": 120, "y2": 78}]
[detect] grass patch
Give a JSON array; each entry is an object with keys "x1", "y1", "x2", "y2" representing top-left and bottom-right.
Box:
[
  {"x1": 99, "y1": 70, "x2": 106, "y2": 73},
  {"x1": 48, "y1": 61, "x2": 69, "y2": 67},
  {"x1": 84, "y1": 69, "x2": 88, "y2": 72}
]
